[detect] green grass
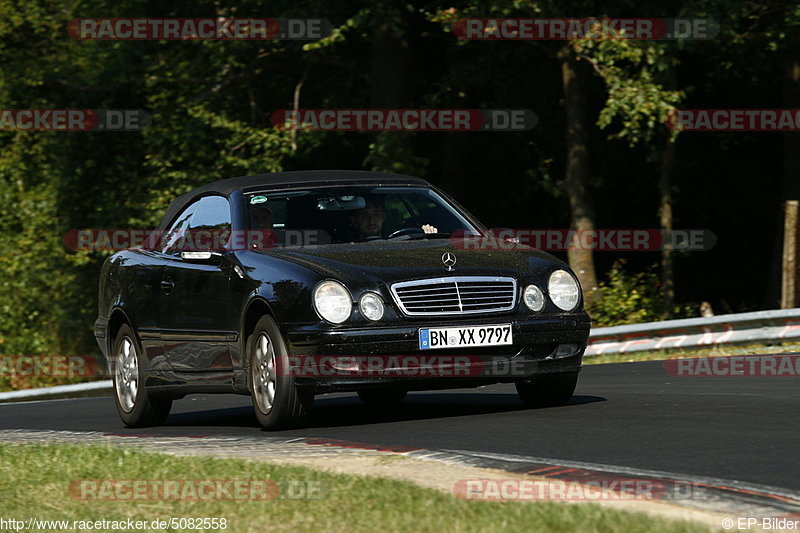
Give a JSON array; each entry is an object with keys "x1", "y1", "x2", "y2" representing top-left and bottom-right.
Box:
[
  {"x1": 0, "y1": 373, "x2": 103, "y2": 393},
  {"x1": 585, "y1": 342, "x2": 800, "y2": 366},
  {"x1": 0, "y1": 444, "x2": 714, "y2": 533}
]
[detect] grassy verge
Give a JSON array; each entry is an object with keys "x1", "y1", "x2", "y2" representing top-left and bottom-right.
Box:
[
  {"x1": 0, "y1": 374, "x2": 102, "y2": 393},
  {"x1": 0, "y1": 444, "x2": 713, "y2": 533},
  {"x1": 585, "y1": 342, "x2": 800, "y2": 366}
]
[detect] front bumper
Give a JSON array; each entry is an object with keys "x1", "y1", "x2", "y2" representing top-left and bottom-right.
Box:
[{"x1": 284, "y1": 313, "x2": 591, "y2": 393}]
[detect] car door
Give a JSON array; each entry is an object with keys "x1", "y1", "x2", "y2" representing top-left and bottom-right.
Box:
[
  {"x1": 159, "y1": 195, "x2": 234, "y2": 372},
  {"x1": 130, "y1": 201, "x2": 197, "y2": 365},
  {"x1": 124, "y1": 249, "x2": 173, "y2": 365}
]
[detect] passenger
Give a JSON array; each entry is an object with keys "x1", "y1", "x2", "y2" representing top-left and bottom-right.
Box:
[{"x1": 250, "y1": 206, "x2": 276, "y2": 249}]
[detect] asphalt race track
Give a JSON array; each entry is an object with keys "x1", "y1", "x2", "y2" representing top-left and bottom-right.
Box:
[{"x1": 1, "y1": 360, "x2": 798, "y2": 492}]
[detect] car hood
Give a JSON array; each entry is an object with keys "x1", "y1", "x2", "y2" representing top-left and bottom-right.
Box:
[{"x1": 260, "y1": 240, "x2": 567, "y2": 288}]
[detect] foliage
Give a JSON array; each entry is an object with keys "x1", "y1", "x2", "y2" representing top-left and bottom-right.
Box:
[
  {"x1": 0, "y1": 0, "x2": 304, "y2": 358},
  {"x1": 587, "y1": 260, "x2": 697, "y2": 327},
  {"x1": 0, "y1": 0, "x2": 793, "y2": 366},
  {"x1": 572, "y1": 38, "x2": 682, "y2": 146}
]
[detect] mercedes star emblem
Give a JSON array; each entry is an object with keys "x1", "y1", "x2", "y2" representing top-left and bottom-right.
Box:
[{"x1": 442, "y1": 252, "x2": 457, "y2": 271}]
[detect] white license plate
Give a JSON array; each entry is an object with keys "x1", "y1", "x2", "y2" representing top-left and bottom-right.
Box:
[{"x1": 419, "y1": 324, "x2": 512, "y2": 350}]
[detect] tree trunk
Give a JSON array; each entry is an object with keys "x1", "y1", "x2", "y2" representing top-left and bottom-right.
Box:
[
  {"x1": 441, "y1": 133, "x2": 469, "y2": 198},
  {"x1": 783, "y1": 58, "x2": 800, "y2": 202},
  {"x1": 366, "y1": 19, "x2": 414, "y2": 172},
  {"x1": 369, "y1": 24, "x2": 410, "y2": 109},
  {"x1": 767, "y1": 56, "x2": 800, "y2": 307},
  {"x1": 659, "y1": 137, "x2": 676, "y2": 317},
  {"x1": 558, "y1": 45, "x2": 599, "y2": 304},
  {"x1": 782, "y1": 57, "x2": 800, "y2": 308},
  {"x1": 659, "y1": 67, "x2": 678, "y2": 318}
]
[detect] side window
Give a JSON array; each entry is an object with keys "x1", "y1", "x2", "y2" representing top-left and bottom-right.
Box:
[
  {"x1": 186, "y1": 196, "x2": 232, "y2": 252},
  {"x1": 160, "y1": 202, "x2": 198, "y2": 255}
]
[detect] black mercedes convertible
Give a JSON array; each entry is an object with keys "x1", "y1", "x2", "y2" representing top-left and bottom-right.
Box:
[{"x1": 94, "y1": 170, "x2": 591, "y2": 429}]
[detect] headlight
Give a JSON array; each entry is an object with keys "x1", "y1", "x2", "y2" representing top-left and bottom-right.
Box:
[
  {"x1": 313, "y1": 280, "x2": 352, "y2": 323},
  {"x1": 523, "y1": 284, "x2": 545, "y2": 312},
  {"x1": 548, "y1": 270, "x2": 580, "y2": 311},
  {"x1": 359, "y1": 292, "x2": 385, "y2": 321}
]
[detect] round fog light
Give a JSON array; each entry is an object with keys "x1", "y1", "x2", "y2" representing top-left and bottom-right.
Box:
[
  {"x1": 523, "y1": 284, "x2": 545, "y2": 312},
  {"x1": 359, "y1": 292, "x2": 385, "y2": 321}
]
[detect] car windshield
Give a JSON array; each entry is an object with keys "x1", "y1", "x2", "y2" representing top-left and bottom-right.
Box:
[{"x1": 246, "y1": 186, "x2": 479, "y2": 246}]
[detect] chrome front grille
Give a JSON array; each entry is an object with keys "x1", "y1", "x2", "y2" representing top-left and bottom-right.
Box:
[{"x1": 390, "y1": 276, "x2": 517, "y2": 316}]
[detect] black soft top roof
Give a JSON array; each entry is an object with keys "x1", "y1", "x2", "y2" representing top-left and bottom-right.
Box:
[{"x1": 158, "y1": 170, "x2": 430, "y2": 229}]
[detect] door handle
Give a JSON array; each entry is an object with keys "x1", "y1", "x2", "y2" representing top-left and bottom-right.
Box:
[{"x1": 160, "y1": 280, "x2": 174, "y2": 294}]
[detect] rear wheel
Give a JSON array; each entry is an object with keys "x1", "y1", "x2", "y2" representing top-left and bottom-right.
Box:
[
  {"x1": 515, "y1": 373, "x2": 578, "y2": 407},
  {"x1": 357, "y1": 388, "x2": 407, "y2": 406},
  {"x1": 111, "y1": 324, "x2": 172, "y2": 427},
  {"x1": 248, "y1": 316, "x2": 313, "y2": 429}
]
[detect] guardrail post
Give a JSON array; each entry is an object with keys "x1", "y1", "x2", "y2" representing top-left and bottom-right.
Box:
[{"x1": 781, "y1": 200, "x2": 799, "y2": 309}]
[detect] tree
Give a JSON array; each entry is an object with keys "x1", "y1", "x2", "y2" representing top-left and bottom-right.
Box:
[
  {"x1": 558, "y1": 44, "x2": 600, "y2": 302},
  {"x1": 570, "y1": 33, "x2": 682, "y2": 315}
]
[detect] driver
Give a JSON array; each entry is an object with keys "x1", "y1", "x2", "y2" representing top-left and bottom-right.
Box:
[
  {"x1": 350, "y1": 196, "x2": 438, "y2": 241},
  {"x1": 350, "y1": 197, "x2": 386, "y2": 240}
]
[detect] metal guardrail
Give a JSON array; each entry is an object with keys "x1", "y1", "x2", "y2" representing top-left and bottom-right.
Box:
[
  {"x1": 3, "y1": 309, "x2": 799, "y2": 400},
  {"x1": 586, "y1": 308, "x2": 800, "y2": 356},
  {"x1": 0, "y1": 380, "x2": 112, "y2": 402}
]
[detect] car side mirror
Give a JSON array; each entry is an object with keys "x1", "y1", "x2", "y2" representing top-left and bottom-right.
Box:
[{"x1": 180, "y1": 251, "x2": 222, "y2": 261}]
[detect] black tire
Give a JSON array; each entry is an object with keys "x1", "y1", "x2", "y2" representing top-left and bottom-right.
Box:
[
  {"x1": 247, "y1": 316, "x2": 313, "y2": 429},
  {"x1": 357, "y1": 388, "x2": 407, "y2": 406},
  {"x1": 111, "y1": 324, "x2": 172, "y2": 427},
  {"x1": 515, "y1": 373, "x2": 578, "y2": 408}
]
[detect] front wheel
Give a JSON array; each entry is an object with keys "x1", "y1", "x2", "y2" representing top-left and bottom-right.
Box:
[
  {"x1": 111, "y1": 324, "x2": 172, "y2": 427},
  {"x1": 247, "y1": 316, "x2": 313, "y2": 429},
  {"x1": 515, "y1": 373, "x2": 578, "y2": 408}
]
